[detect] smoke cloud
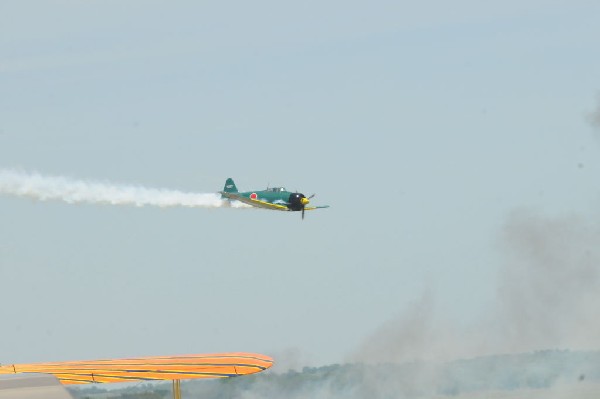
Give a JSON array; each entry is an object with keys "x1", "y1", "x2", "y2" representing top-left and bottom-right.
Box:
[
  {"x1": 0, "y1": 169, "x2": 243, "y2": 208},
  {"x1": 586, "y1": 94, "x2": 600, "y2": 129},
  {"x1": 351, "y1": 210, "x2": 600, "y2": 366},
  {"x1": 494, "y1": 210, "x2": 600, "y2": 352}
]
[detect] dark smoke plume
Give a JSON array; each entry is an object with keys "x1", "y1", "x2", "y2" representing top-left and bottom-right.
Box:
[
  {"x1": 351, "y1": 210, "x2": 600, "y2": 364},
  {"x1": 586, "y1": 94, "x2": 600, "y2": 130}
]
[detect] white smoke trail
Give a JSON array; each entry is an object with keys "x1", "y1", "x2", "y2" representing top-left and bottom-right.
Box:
[{"x1": 0, "y1": 169, "x2": 241, "y2": 208}]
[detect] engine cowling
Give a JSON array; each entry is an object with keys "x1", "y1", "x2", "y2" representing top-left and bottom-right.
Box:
[{"x1": 288, "y1": 193, "x2": 308, "y2": 211}]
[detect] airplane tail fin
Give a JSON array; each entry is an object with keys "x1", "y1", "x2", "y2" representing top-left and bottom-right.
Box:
[{"x1": 223, "y1": 178, "x2": 238, "y2": 193}]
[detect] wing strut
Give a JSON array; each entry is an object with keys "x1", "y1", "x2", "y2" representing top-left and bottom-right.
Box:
[{"x1": 172, "y1": 379, "x2": 182, "y2": 399}]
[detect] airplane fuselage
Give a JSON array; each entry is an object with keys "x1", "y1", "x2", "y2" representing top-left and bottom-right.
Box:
[
  {"x1": 220, "y1": 178, "x2": 327, "y2": 219},
  {"x1": 221, "y1": 187, "x2": 308, "y2": 211}
]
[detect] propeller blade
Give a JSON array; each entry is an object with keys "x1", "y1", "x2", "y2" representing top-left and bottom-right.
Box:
[
  {"x1": 308, "y1": 194, "x2": 316, "y2": 199},
  {"x1": 302, "y1": 207, "x2": 305, "y2": 220}
]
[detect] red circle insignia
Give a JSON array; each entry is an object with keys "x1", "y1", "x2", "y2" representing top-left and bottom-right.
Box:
[{"x1": 250, "y1": 193, "x2": 258, "y2": 200}]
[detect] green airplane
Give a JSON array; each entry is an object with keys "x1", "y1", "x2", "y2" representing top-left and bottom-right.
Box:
[{"x1": 220, "y1": 178, "x2": 329, "y2": 219}]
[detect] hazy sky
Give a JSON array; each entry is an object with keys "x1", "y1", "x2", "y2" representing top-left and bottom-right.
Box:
[{"x1": 1, "y1": 1, "x2": 600, "y2": 369}]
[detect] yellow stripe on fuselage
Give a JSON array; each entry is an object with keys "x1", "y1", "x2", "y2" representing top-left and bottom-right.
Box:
[{"x1": 222, "y1": 192, "x2": 290, "y2": 211}]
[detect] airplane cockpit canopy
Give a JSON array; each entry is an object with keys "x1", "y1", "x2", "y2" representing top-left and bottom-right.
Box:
[{"x1": 267, "y1": 187, "x2": 286, "y2": 192}]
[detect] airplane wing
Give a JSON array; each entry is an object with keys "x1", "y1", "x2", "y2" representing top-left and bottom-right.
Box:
[
  {"x1": 221, "y1": 192, "x2": 290, "y2": 211},
  {"x1": 0, "y1": 353, "x2": 273, "y2": 385},
  {"x1": 304, "y1": 205, "x2": 330, "y2": 211}
]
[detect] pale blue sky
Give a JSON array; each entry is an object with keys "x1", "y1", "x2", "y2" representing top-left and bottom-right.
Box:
[{"x1": 1, "y1": 1, "x2": 600, "y2": 368}]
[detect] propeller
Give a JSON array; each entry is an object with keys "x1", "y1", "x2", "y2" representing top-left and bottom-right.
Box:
[
  {"x1": 300, "y1": 194, "x2": 316, "y2": 220},
  {"x1": 288, "y1": 193, "x2": 315, "y2": 220}
]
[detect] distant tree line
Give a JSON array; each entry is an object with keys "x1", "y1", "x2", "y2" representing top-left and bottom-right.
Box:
[{"x1": 70, "y1": 350, "x2": 600, "y2": 399}]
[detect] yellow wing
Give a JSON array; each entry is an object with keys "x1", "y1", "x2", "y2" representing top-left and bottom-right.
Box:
[
  {"x1": 0, "y1": 353, "x2": 273, "y2": 385},
  {"x1": 303, "y1": 205, "x2": 330, "y2": 211}
]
